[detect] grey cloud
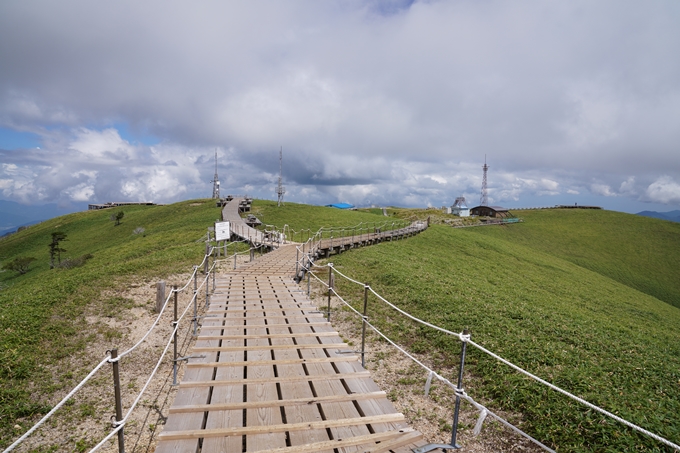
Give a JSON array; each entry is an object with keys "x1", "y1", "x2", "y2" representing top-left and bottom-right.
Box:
[{"x1": 0, "y1": 0, "x2": 679, "y2": 211}]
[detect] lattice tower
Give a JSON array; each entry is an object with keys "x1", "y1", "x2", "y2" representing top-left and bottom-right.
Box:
[
  {"x1": 211, "y1": 149, "x2": 220, "y2": 199},
  {"x1": 276, "y1": 147, "x2": 285, "y2": 207},
  {"x1": 480, "y1": 155, "x2": 489, "y2": 206}
]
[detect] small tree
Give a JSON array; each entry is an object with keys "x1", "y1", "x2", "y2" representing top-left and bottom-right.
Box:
[
  {"x1": 49, "y1": 232, "x2": 68, "y2": 269},
  {"x1": 3, "y1": 256, "x2": 37, "y2": 275},
  {"x1": 111, "y1": 211, "x2": 125, "y2": 226}
]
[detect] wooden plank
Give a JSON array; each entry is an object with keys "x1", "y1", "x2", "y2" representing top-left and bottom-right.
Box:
[
  {"x1": 169, "y1": 391, "x2": 387, "y2": 413},
  {"x1": 252, "y1": 429, "x2": 417, "y2": 453},
  {"x1": 199, "y1": 322, "x2": 331, "y2": 329},
  {"x1": 244, "y1": 324, "x2": 287, "y2": 450},
  {"x1": 369, "y1": 430, "x2": 424, "y2": 453},
  {"x1": 157, "y1": 413, "x2": 405, "y2": 440},
  {"x1": 198, "y1": 331, "x2": 338, "y2": 340},
  {"x1": 187, "y1": 355, "x2": 359, "y2": 368},
  {"x1": 192, "y1": 343, "x2": 348, "y2": 352},
  {"x1": 293, "y1": 328, "x2": 372, "y2": 452},
  {"x1": 200, "y1": 319, "x2": 246, "y2": 453},
  {"x1": 180, "y1": 371, "x2": 371, "y2": 387},
  {"x1": 269, "y1": 323, "x2": 331, "y2": 450}
]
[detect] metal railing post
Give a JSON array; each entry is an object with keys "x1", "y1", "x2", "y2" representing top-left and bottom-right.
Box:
[
  {"x1": 451, "y1": 329, "x2": 469, "y2": 448},
  {"x1": 172, "y1": 287, "x2": 178, "y2": 385},
  {"x1": 327, "y1": 264, "x2": 334, "y2": 321},
  {"x1": 205, "y1": 266, "x2": 210, "y2": 308},
  {"x1": 109, "y1": 349, "x2": 125, "y2": 453},
  {"x1": 233, "y1": 252, "x2": 237, "y2": 269},
  {"x1": 193, "y1": 266, "x2": 198, "y2": 336},
  {"x1": 295, "y1": 248, "x2": 299, "y2": 282},
  {"x1": 361, "y1": 284, "x2": 369, "y2": 368},
  {"x1": 307, "y1": 261, "x2": 311, "y2": 296}
]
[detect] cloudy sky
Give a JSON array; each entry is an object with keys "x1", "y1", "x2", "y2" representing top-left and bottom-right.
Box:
[{"x1": 1, "y1": 0, "x2": 679, "y2": 214}]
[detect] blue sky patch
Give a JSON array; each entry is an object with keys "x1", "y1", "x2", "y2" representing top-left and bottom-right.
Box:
[{"x1": 0, "y1": 128, "x2": 42, "y2": 150}]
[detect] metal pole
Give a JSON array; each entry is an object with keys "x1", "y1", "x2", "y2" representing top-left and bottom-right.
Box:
[
  {"x1": 307, "y1": 262, "x2": 311, "y2": 296},
  {"x1": 295, "y1": 248, "x2": 299, "y2": 282},
  {"x1": 193, "y1": 266, "x2": 197, "y2": 336},
  {"x1": 205, "y1": 265, "x2": 210, "y2": 308},
  {"x1": 327, "y1": 265, "x2": 333, "y2": 321},
  {"x1": 172, "y1": 287, "x2": 178, "y2": 385},
  {"x1": 451, "y1": 329, "x2": 469, "y2": 448},
  {"x1": 234, "y1": 252, "x2": 237, "y2": 269},
  {"x1": 109, "y1": 349, "x2": 125, "y2": 453},
  {"x1": 361, "y1": 284, "x2": 369, "y2": 368}
]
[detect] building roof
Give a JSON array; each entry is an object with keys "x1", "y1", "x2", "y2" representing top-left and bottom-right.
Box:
[{"x1": 325, "y1": 203, "x2": 355, "y2": 209}]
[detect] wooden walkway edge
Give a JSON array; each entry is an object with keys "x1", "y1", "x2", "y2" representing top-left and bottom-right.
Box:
[{"x1": 156, "y1": 243, "x2": 426, "y2": 453}]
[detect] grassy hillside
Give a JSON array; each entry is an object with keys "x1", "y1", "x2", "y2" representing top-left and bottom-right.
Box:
[
  {"x1": 3, "y1": 201, "x2": 678, "y2": 451},
  {"x1": 467, "y1": 209, "x2": 680, "y2": 309},
  {"x1": 250, "y1": 199, "x2": 400, "y2": 234},
  {"x1": 0, "y1": 199, "x2": 223, "y2": 447},
  {"x1": 316, "y1": 214, "x2": 680, "y2": 451}
]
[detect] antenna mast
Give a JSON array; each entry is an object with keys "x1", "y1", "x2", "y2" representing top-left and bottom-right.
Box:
[
  {"x1": 211, "y1": 149, "x2": 220, "y2": 199},
  {"x1": 276, "y1": 147, "x2": 285, "y2": 207},
  {"x1": 480, "y1": 155, "x2": 489, "y2": 206}
]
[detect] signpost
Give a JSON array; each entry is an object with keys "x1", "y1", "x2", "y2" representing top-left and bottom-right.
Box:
[{"x1": 215, "y1": 221, "x2": 231, "y2": 242}]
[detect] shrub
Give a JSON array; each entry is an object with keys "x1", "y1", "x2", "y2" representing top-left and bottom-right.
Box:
[
  {"x1": 2, "y1": 256, "x2": 37, "y2": 275},
  {"x1": 57, "y1": 254, "x2": 94, "y2": 269}
]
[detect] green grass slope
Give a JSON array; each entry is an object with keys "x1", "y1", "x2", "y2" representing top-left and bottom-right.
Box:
[
  {"x1": 0, "y1": 199, "x2": 222, "y2": 447},
  {"x1": 324, "y1": 223, "x2": 680, "y2": 452},
  {"x1": 468, "y1": 209, "x2": 680, "y2": 309},
  {"x1": 250, "y1": 199, "x2": 397, "y2": 233}
]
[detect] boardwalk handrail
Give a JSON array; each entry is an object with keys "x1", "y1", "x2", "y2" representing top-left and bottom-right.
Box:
[
  {"x1": 306, "y1": 262, "x2": 680, "y2": 452},
  {"x1": 2, "y1": 243, "x2": 221, "y2": 453}
]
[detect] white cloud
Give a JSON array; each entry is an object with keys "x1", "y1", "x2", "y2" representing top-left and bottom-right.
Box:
[
  {"x1": 645, "y1": 176, "x2": 680, "y2": 205},
  {"x1": 0, "y1": 1, "x2": 678, "y2": 210},
  {"x1": 590, "y1": 183, "x2": 616, "y2": 197}
]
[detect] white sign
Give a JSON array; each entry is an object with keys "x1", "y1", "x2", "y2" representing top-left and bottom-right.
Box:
[{"x1": 215, "y1": 221, "x2": 231, "y2": 241}]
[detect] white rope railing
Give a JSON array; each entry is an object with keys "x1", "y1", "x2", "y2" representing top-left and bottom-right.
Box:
[
  {"x1": 327, "y1": 285, "x2": 556, "y2": 452},
  {"x1": 322, "y1": 262, "x2": 680, "y2": 452},
  {"x1": 2, "y1": 246, "x2": 218, "y2": 453},
  {"x1": 90, "y1": 263, "x2": 215, "y2": 452}
]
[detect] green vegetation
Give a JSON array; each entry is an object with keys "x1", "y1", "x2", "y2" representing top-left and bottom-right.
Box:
[
  {"x1": 0, "y1": 199, "x2": 221, "y2": 448},
  {"x1": 467, "y1": 208, "x2": 680, "y2": 309},
  {"x1": 301, "y1": 210, "x2": 679, "y2": 452},
  {"x1": 2, "y1": 256, "x2": 37, "y2": 275},
  {"x1": 2, "y1": 200, "x2": 678, "y2": 451},
  {"x1": 251, "y1": 199, "x2": 403, "y2": 240}
]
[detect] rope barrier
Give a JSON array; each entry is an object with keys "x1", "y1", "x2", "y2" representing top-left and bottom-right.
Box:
[
  {"x1": 4, "y1": 246, "x2": 217, "y2": 452},
  {"x1": 2, "y1": 356, "x2": 111, "y2": 453},
  {"x1": 328, "y1": 287, "x2": 556, "y2": 452},
  {"x1": 321, "y1": 262, "x2": 680, "y2": 451}
]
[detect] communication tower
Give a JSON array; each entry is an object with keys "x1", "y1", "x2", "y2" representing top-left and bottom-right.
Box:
[
  {"x1": 480, "y1": 155, "x2": 489, "y2": 206},
  {"x1": 276, "y1": 147, "x2": 285, "y2": 207},
  {"x1": 211, "y1": 149, "x2": 220, "y2": 199}
]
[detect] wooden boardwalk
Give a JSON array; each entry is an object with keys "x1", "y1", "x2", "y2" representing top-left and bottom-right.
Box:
[{"x1": 156, "y1": 244, "x2": 425, "y2": 452}]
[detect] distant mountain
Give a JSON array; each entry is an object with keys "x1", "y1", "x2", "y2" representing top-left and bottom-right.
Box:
[
  {"x1": 636, "y1": 210, "x2": 680, "y2": 223},
  {"x1": 0, "y1": 200, "x2": 88, "y2": 235}
]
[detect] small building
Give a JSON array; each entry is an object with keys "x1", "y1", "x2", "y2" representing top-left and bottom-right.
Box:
[
  {"x1": 442, "y1": 206, "x2": 452, "y2": 214},
  {"x1": 470, "y1": 205, "x2": 512, "y2": 218},
  {"x1": 325, "y1": 203, "x2": 355, "y2": 209},
  {"x1": 451, "y1": 197, "x2": 470, "y2": 217}
]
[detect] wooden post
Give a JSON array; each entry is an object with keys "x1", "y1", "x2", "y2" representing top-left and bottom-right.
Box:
[{"x1": 155, "y1": 281, "x2": 166, "y2": 313}]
